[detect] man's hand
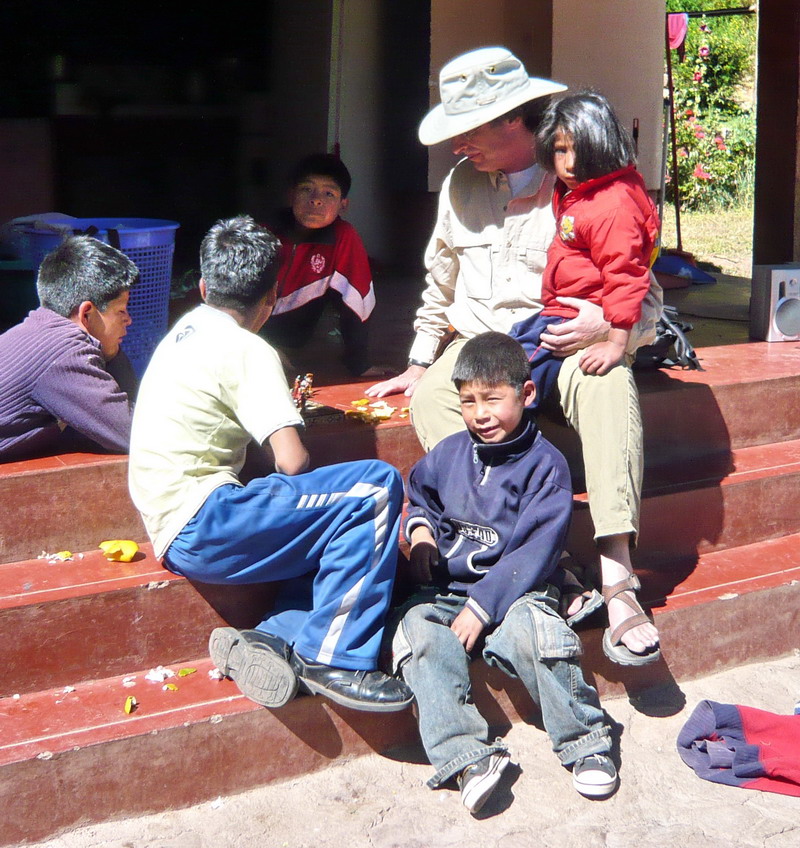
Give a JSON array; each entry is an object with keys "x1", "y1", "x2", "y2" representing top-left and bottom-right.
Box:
[
  {"x1": 408, "y1": 540, "x2": 438, "y2": 584},
  {"x1": 579, "y1": 340, "x2": 625, "y2": 375},
  {"x1": 538, "y1": 297, "x2": 609, "y2": 356},
  {"x1": 450, "y1": 607, "x2": 485, "y2": 653},
  {"x1": 364, "y1": 364, "x2": 427, "y2": 399}
]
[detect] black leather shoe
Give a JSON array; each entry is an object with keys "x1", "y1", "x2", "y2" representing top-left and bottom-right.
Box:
[
  {"x1": 209, "y1": 627, "x2": 297, "y2": 708},
  {"x1": 290, "y1": 652, "x2": 414, "y2": 713}
]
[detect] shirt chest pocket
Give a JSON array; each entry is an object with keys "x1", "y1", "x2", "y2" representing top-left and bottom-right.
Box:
[
  {"x1": 512, "y1": 244, "x2": 549, "y2": 301},
  {"x1": 454, "y1": 234, "x2": 495, "y2": 300}
]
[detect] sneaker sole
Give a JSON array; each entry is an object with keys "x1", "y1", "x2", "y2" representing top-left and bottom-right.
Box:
[
  {"x1": 208, "y1": 627, "x2": 243, "y2": 677},
  {"x1": 297, "y1": 676, "x2": 413, "y2": 713},
  {"x1": 209, "y1": 627, "x2": 298, "y2": 709},
  {"x1": 572, "y1": 770, "x2": 618, "y2": 798},
  {"x1": 461, "y1": 753, "x2": 510, "y2": 814}
]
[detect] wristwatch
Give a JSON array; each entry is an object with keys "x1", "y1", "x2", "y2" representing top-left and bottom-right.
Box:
[{"x1": 408, "y1": 358, "x2": 431, "y2": 369}]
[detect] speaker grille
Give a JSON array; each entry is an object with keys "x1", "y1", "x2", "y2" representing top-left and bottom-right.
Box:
[{"x1": 775, "y1": 297, "x2": 800, "y2": 337}]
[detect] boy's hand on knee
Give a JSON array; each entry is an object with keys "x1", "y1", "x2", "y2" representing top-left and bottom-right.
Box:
[
  {"x1": 408, "y1": 540, "x2": 438, "y2": 584},
  {"x1": 451, "y1": 607, "x2": 485, "y2": 653}
]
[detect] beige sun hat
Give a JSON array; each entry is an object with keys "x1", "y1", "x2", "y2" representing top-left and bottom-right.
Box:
[{"x1": 418, "y1": 46, "x2": 567, "y2": 146}]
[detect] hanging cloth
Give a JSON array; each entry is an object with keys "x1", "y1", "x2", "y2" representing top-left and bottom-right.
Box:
[{"x1": 668, "y1": 13, "x2": 689, "y2": 60}]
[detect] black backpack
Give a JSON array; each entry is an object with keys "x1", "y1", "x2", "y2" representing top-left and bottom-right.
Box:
[{"x1": 633, "y1": 305, "x2": 703, "y2": 371}]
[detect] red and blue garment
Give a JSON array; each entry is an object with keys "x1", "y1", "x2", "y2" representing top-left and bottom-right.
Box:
[
  {"x1": 273, "y1": 215, "x2": 375, "y2": 321},
  {"x1": 678, "y1": 699, "x2": 800, "y2": 797}
]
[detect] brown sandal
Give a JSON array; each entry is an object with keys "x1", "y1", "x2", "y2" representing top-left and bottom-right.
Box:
[{"x1": 601, "y1": 574, "x2": 661, "y2": 666}]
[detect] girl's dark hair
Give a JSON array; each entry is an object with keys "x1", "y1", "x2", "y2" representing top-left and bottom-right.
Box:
[
  {"x1": 536, "y1": 89, "x2": 636, "y2": 183},
  {"x1": 451, "y1": 332, "x2": 530, "y2": 395}
]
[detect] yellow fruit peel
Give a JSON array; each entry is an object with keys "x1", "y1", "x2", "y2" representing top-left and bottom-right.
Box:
[
  {"x1": 178, "y1": 668, "x2": 197, "y2": 677},
  {"x1": 124, "y1": 695, "x2": 138, "y2": 714},
  {"x1": 99, "y1": 540, "x2": 140, "y2": 562}
]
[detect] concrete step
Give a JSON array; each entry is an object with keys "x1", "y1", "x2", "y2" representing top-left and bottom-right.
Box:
[
  {"x1": 3, "y1": 438, "x2": 798, "y2": 697},
  {"x1": 2, "y1": 531, "x2": 799, "y2": 846},
  {"x1": 569, "y1": 436, "x2": 800, "y2": 568},
  {"x1": 0, "y1": 546, "x2": 280, "y2": 697},
  {"x1": 3, "y1": 343, "x2": 798, "y2": 563},
  {"x1": 3, "y1": 436, "x2": 798, "y2": 697}
]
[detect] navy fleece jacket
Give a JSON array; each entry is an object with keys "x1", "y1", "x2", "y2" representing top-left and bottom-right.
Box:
[{"x1": 404, "y1": 417, "x2": 573, "y2": 626}]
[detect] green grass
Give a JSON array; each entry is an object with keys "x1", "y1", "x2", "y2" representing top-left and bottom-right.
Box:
[{"x1": 660, "y1": 202, "x2": 754, "y2": 278}]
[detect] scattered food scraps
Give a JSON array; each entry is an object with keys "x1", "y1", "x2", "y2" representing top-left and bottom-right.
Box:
[
  {"x1": 209, "y1": 668, "x2": 224, "y2": 680},
  {"x1": 124, "y1": 695, "x2": 138, "y2": 714},
  {"x1": 38, "y1": 550, "x2": 74, "y2": 562},
  {"x1": 145, "y1": 666, "x2": 176, "y2": 683},
  {"x1": 99, "y1": 539, "x2": 139, "y2": 562},
  {"x1": 210, "y1": 797, "x2": 224, "y2": 810},
  {"x1": 178, "y1": 668, "x2": 197, "y2": 677},
  {"x1": 163, "y1": 683, "x2": 178, "y2": 692},
  {"x1": 346, "y1": 399, "x2": 397, "y2": 422},
  {"x1": 122, "y1": 677, "x2": 137, "y2": 688}
]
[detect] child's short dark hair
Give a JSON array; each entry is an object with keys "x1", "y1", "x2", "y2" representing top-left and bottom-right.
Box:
[
  {"x1": 289, "y1": 153, "x2": 352, "y2": 198},
  {"x1": 452, "y1": 332, "x2": 531, "y2": 394},
  {"x1": 536, "y1": 90, "x2": 636, "y2": 184},
  {"x1": 200, "y1": 215, "x2": 280, "y2": 312},
  {"x1": 37, "y1": 235, "x2": 138, "y2": 317}
]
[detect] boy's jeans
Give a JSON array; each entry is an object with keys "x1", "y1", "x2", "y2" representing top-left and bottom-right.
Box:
[{"x1": 392, "y1": 588, "x2": 611, "y2": 788}]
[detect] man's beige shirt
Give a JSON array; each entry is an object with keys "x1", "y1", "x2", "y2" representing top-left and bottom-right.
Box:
[{"x1": 409, "y1": 159, "x2": 660, "y2": 365}]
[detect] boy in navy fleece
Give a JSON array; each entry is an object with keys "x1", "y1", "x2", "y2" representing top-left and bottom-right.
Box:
[{"x1": 392, "y1": 332, "x2": 616, "y2": 814}]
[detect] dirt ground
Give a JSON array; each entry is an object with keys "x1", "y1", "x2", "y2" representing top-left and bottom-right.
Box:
[{"x1": 26, "y1": 652, "x2": 800, "y2": 848}]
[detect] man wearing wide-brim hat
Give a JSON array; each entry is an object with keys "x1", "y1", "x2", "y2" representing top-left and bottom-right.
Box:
[{"x1": 367, "y1": 46, "x2": 662, "y2": 663}]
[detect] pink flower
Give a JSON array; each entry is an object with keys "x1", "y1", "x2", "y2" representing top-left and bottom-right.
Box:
[
  {"x1": 685, "y1": 108, "x2": 694, "y2": 117},
  {"x1": 693, "y1": 164, "x2": 712, "y2": 180},
  {"x1": 694, "y1": 129, "x2": 706, "y2": 139},
  {"x1": 679, "y1": 147, "x2": 689, "y2": 158},
  {"x1": 693, "y1": 71, "x2": 703, "y2": 82},
  {"x1": 699, "y1": 46, "x2": 710, "y2": 57},
  {"x1": 715, "y1": 136, "x2": 727, "y2": 151}
]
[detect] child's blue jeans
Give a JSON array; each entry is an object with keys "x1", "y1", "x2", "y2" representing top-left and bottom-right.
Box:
[
  {"x1": 392, "y1": 588, "x2": 611, "y2": 787},
  {"x1": 165, "y1": 459, "x2": 403, "y2": 671}
]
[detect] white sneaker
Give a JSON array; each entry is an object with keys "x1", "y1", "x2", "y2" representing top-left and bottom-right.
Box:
[
  {"x1": 571, "y1": 753, "x2": 618, "y2": 798},
  {"x1": 457, "y1": 751, "x2": 511, "y2": 814}
]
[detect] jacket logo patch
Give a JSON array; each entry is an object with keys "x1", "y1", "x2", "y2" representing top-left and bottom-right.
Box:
[
  {"x1": 451, "y1": 519, "x2": 498, "y2": 547},
  {"x1": 310, "y1": 253, "x2": 326, "y2": 274},
  {"x1": 559, "y1": 215, "x2": 576, "y2": 242}
]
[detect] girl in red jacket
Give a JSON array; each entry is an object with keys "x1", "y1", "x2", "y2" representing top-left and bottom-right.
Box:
[
  {"x1": 511, "y1": 90, "x2": 660, "y2": 403},
  {"x1": 510, "y1": 91, "x2": 662, "y2": 668}
]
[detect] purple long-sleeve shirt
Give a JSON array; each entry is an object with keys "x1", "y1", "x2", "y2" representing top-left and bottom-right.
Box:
[{"x1": 0, "y1": 307, "x2": 135, "y2": 461}]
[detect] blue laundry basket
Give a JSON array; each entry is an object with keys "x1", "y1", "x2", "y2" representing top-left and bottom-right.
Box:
[{"x1": 24, "y1": 217, "x2": 180, "y2": 375}]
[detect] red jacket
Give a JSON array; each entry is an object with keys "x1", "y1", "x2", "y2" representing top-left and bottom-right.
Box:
[
  {"x1": 541, "y1": 165, "x2": 659, "y2": 331},
  {"x1": 273, "y1": 215, "x2": 375, "y2": 321}
]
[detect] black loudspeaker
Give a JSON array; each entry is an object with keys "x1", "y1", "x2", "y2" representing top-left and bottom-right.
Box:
[{"x1": 751, "y1": 264, "x2": 800, "y2": 342}]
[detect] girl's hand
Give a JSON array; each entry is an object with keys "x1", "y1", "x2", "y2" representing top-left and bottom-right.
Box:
[{"x1": 579, "y1": 340, "x2": 626, "y2": 375}]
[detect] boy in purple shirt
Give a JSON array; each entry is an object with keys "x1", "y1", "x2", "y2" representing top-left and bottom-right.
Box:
[{"x1": 0, "y1": 236, "x2": 138, "y2": 461}]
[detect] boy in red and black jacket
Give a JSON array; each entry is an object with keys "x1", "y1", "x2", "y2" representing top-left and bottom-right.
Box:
[{"x1": 261, "y1": 153, "x2": 381, "y2": 377}]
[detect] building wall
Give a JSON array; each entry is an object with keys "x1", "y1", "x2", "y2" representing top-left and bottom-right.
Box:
[
  {"x1": 427, "y1": 0, "x2": 553, "y2": 189},
  {"x1": 333, "y1": 0, "x2": 386, "y2": 257},
  {"x1": 551, "y1": 0, "x2": 665, "y2": 190},
  {"x1": 426, "y1": 0, "x2": 664, "y2": 191}
]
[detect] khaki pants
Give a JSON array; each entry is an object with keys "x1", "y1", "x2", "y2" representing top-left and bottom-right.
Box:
[{"x1": 409, "y1": 338, "x2": 642, "y2": 541}]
